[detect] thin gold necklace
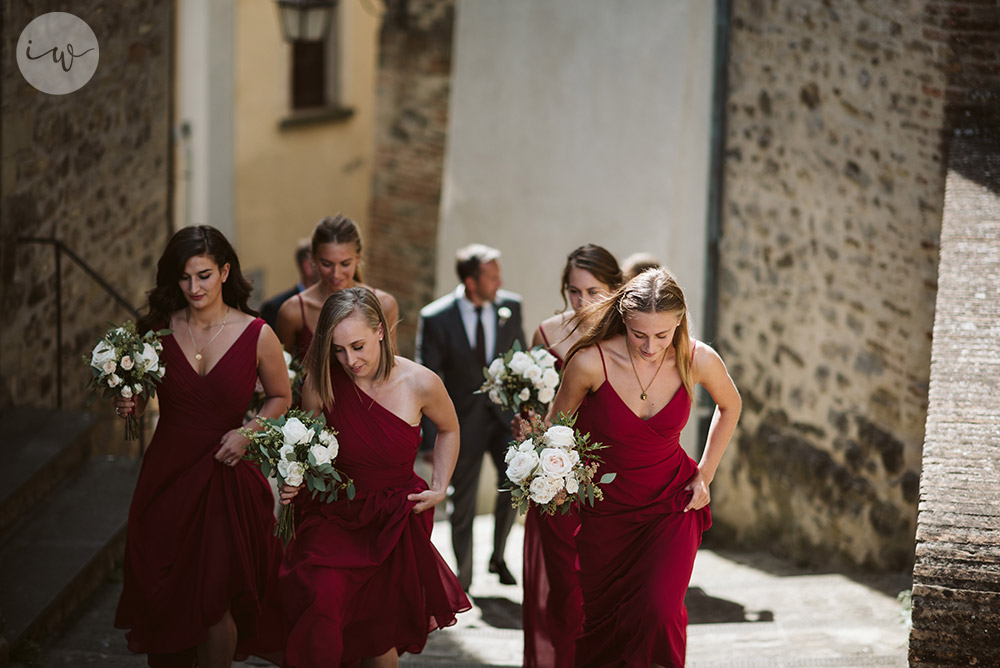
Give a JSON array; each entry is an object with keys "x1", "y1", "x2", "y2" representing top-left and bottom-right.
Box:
[
  {"x1": 627, "y1": 342, "x2": 667, "y2": 401},
  {"x1": 187, "y1": 307, "x2": 229, "y2": 361}
]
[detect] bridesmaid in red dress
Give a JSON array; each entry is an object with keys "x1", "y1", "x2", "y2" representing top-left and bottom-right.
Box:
[
  {"x1": 525, "y1": 244, "x2": 622, "y2": 668},
  {"x1": 278, "y1": 287, "x2": 470, "y2": 668},
  {"x1": 113, "y1": 225, "x2": 291, "y2": 668},
  {"x1": 275, "y1": 214, "x2": 399, "y2": 360},
  {"x1": 547, "y1": 268, "x2": 741, "y2": 668}
]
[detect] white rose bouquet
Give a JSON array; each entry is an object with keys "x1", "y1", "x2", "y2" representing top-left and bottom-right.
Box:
[
  {"x1": 84, "y1": 320, "x2": 169, "y2": 440},
  {"x1": 477, "y1": 341, "x2": 561, "y2": 415},
  {"x1": 502, "y1": 414, "x2": 616, "y2": 516},
  {"x1": 239, "y1": 408, "x2": 354, "y2": 544}
]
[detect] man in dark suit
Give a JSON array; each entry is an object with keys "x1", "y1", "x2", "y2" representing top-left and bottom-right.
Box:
[
  {"x1": 417, "y1": 243, "x2": 526, "y2": 591},
  {"x1": 259, "y1": 239, "x2": 316, "y2": 329}
]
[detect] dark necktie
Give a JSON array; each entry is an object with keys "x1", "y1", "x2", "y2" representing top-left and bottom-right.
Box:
[{"x1": 474, "y1": 305, "x2": 487, "y2": 368}]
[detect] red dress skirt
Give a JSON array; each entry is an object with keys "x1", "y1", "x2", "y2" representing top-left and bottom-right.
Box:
[
  {"x1": 115, "y1": 318, "x2": 284, "y2": 667},
  {"x1": 572, "y1": 344, "x2": 710, "y2": 668},
  {"x1": 279, "y1": 361, "x2": 470, "y2": 667}
]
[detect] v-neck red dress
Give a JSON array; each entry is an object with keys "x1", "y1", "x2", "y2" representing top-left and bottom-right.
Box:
[
  {"x1": 571, "y1": 344, "x2": 709, "y2": 668},
  {"x1": 115, "y1": 318, "x2": 284, "y2": 667},
  {"x1": 523, "y1": 327, "x2": 584, "y2": 668},
  {"x1": 279, "y1": 361, "x2": 470, "y2": 668}
]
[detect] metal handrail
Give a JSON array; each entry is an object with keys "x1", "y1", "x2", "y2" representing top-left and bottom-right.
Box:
[{"x1": 16, "y1": 237, "x2": 140, "y2": 412}]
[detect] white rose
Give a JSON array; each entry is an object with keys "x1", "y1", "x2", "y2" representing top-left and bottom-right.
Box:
[
  {"x1": 120, "y1": 356, "x2": 134, "y2": 371},
  {"x1": 488, "y1": 389, "x2": 501, "y2": 404},
  {"x1": 284, "y1": 461, "x2": 305, "y2": 486},
  {"x1": 136, "y1": 342, "x2": 160, "y2": 373},
  {"x1": 497, "y1": 306, "x2": 512, "y2": 323},
  {"x1": 488, "y1": 358, "x2": 504, "y2": 378},
  {"x1": 102, "y1": 360, "x2": 117, "y2": 375},
  {"x1": 545, "y1": 425, "x2": 576, "y2": 450},
  {"x1": 537, "y1": 387, "x2": 555, "y2": 404},
  {"x1": 539, "y1": 447, "x2": 574, "y2": 477},
  {"x1": 281, "y1": 417, "x2": 312, "y2": 445},
  {"x1": 504, "y1": 444, "x2": 518, "y2": 464},
  {"x1": 279, "y1": 444, "x2": 296, "y2": 461},
  {"x1": 565, "y1": 475, "x2": 580, "y2": 495},
  {"x1": 531, "y1": 348, "x2": 557, "y2": 368},
  {"x1": 569, "y1": 449, "x2": 580, "y2": 467},
  {"x1": 277, "y1": 459, "x2": 290, "y2": 478},
  {"x1": 133, "y1": 384, "x2": 143, "y2": 396},
  {"x1": 318, "y1": 430, "x2": 339, "y2": 459},
  {"x1": 120, "y1": 385, "x2": 133, "y2": 400},
  {"x1": 518, "y1": 438, "x2": 535, "y2": 453},
  {"x1": 506, "y1": 449, "x2": 540, "y2": 485},
  {"x1": 529, "y1": 475, "x2": 564, "y2": 504},
  {"x1": 107, "y1": 373, "x2": 122, "y2": 388},
  {"x1": 283, "y1": 350, "x2": 293, "y2": 366},
  {"x1": 523, "y1": 364, "x2": 543, "y2": 383},
  {"x1": 310, "y1": 443, "x2": 331, "y2": 466},
  {"x1": 518, "y1": 388, "x2": 531, "y2": 402},
  {"x1": 91, "y1": 340, "x2": 116, "y2": 368},
  {"x1": 541, "y1": 368, "x2": 560, "y2": 389},
  {"x1": 508, "y1": 351, "x2": 534, "y2": 375}
]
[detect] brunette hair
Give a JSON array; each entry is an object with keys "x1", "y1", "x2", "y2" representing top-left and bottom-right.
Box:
[
  {"x1": 455, "y1": 243, "x2": 501, "y2": 282},
  {"x1": 567, "y1": 267, "x2": 694, "y2": 397},
  {"x1": 306, "y1": 287, "x2": 396, "y2": 406},
  {"x1": 138, "y1": 225, "x2": 256, "y2": 333},
  {"x1": 559, "y1": 244, "x2": 624, "y2": 311},
  {"x1": 312, "y1": 214, "x2": 364, "y2": 283}
]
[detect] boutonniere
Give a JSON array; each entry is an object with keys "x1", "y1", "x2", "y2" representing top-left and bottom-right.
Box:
[{"x1": 497, "y1": 306, "x2": 512, "y2": 326}]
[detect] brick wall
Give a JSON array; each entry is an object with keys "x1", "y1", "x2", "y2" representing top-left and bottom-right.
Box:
[
  {"x1": 1, "y1": 1, "x2": 173, "y2": 411},
  {"x1": 711, "y1": 0, "x2": 948, "y2": 569},
  {"x1": 365, "y1": 0, "x2": 455, "y2": 359}
]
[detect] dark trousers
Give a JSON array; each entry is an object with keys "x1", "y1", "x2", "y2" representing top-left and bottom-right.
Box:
[{"x1": 450, "y1": 415, "x2": 516, "y2": 591}]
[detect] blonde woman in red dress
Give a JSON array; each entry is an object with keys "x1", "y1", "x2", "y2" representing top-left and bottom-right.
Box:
[{"x1": 547, "y1": 268, "x2": 741, "y2": 667}]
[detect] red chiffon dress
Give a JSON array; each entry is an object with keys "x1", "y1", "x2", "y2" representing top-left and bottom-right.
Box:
[
  {"x1": 523, "y1": 326, "x2": 584, "y2": 668},
  {"x1": 115, "y1": 318, "x2": 284, "y2": 668},
  {"x1": 572, "y1": 344, "x2": 709, "y2": 668},
  {"x1": 279, "y1": 361, "x2": 471, "y2": 668}
]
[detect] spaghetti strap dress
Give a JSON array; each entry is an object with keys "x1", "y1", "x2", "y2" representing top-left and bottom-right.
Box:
[
  {"x1": 572, "y1": 343, "x2": 709, "y2": 668},
  {"x1": 523, "y1": 325, "x2": 584, "y2": 668},
  {"x1": 294, "y1": 293, "x2": 314, "y2": 360},
  {"x1": 279, "y1": 361, "x2": 471, "y2": 668},
  {"x1": 115, "y1": 318, "x2": 284, "y2": 667}
]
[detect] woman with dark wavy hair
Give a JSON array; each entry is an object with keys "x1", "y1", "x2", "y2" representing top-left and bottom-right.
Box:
[
  {"x1": 548, "y1": 268, "x2": 741, "y2": 667},
  {"x1": 523, "y1": 243, "x2": 622, "y2": 668},
  {"x1": 113, "y1": 225, "x2": 290, "y2": 668}
]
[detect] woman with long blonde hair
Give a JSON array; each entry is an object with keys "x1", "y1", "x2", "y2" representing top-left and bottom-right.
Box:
[{"x1": 547, "y1": 268, "x2": 741, "y2": 667}]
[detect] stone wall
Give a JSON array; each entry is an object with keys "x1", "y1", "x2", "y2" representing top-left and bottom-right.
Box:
[
  {"x1": 711, "y1": 0, "x2": 948, "y2": 569},
  {"x1": 1, "y1": 1, "x2": 173, "y2": 411},
  {"x1": 365, "y1": 0, "x2": 455, "y2": 359}
]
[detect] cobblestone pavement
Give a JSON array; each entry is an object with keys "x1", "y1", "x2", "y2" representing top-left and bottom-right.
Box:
[{"x1": 18, "y1": 515, "x2": 911, "y2": 667}]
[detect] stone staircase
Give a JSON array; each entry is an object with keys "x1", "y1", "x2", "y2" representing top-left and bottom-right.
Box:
[{"x1": 0, "y1": 407, "x2": 138, "y2": 667}]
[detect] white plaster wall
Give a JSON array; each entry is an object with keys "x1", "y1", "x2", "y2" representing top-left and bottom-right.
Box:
[{"x1": 438, "y1": 0, "x2": 717, "y2": 454}]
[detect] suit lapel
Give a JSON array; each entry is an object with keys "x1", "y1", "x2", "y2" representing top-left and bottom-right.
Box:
[{"x1": 448, "y1": 299, "x2": 475, "y2": 357}]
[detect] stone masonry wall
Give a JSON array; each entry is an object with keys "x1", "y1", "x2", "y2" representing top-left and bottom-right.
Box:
[
  {"x1": 712, "y1": 0, "x2": 948, "y2": 570},
  {"x1": 1, "y1": 1, "x2": 173, "y2": 411},
  {"x1": 365, "y1": 0, "x2": 455, "y2": 359}
]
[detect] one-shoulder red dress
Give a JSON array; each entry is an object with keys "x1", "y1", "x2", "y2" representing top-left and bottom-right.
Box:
[
  {"x1": 523, "y1": 326, "x2": 584, "y2": 668},
  {"x1": 279, "y1": 361, "x2": 471, "y2": 667},
  {"x1": 572, "y1": 344, "x2": 709, "y2": 668},
  {"x1": 115, "y1": 318, "x2": 284, "y2": 667}
]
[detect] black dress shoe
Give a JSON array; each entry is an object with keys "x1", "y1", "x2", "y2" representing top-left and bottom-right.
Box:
[{"x1": 489, "y1": 559, "x2": 517, "y2": 585}]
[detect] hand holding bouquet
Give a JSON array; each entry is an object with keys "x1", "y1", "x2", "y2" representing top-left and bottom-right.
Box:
[
  {"x1": 502, "y1": 414, "x2": 616, "y2": 516},
  {"x1": 84, "y1": 321, "x2": 169, "y2": 440},
  {"x1": 478, "y1": 341, "x2": 561, "y2": 415},
  {"x1": 239, "y1": 408, "x2": 355, "y2": 544}
]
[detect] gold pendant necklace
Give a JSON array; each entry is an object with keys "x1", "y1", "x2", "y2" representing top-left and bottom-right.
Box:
[
  {"x1": 627, "y1": 342, "x2": 667, "y2": 401},
  {"x1": 187, "y1": 307, "x2": 229, "y2": 361}
]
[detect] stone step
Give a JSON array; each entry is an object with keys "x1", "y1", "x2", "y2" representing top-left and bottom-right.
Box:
[
  {"x1": 0, "y1": 455, "x2": 138, "y2": 657},
  {"x1": 0, "y1": 407, "x2": 97, "y2": 536}
]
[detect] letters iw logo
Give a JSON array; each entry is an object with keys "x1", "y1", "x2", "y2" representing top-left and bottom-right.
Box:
[{"x1": 16, "y1": 12, "x2": 100, "y2": 95}]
